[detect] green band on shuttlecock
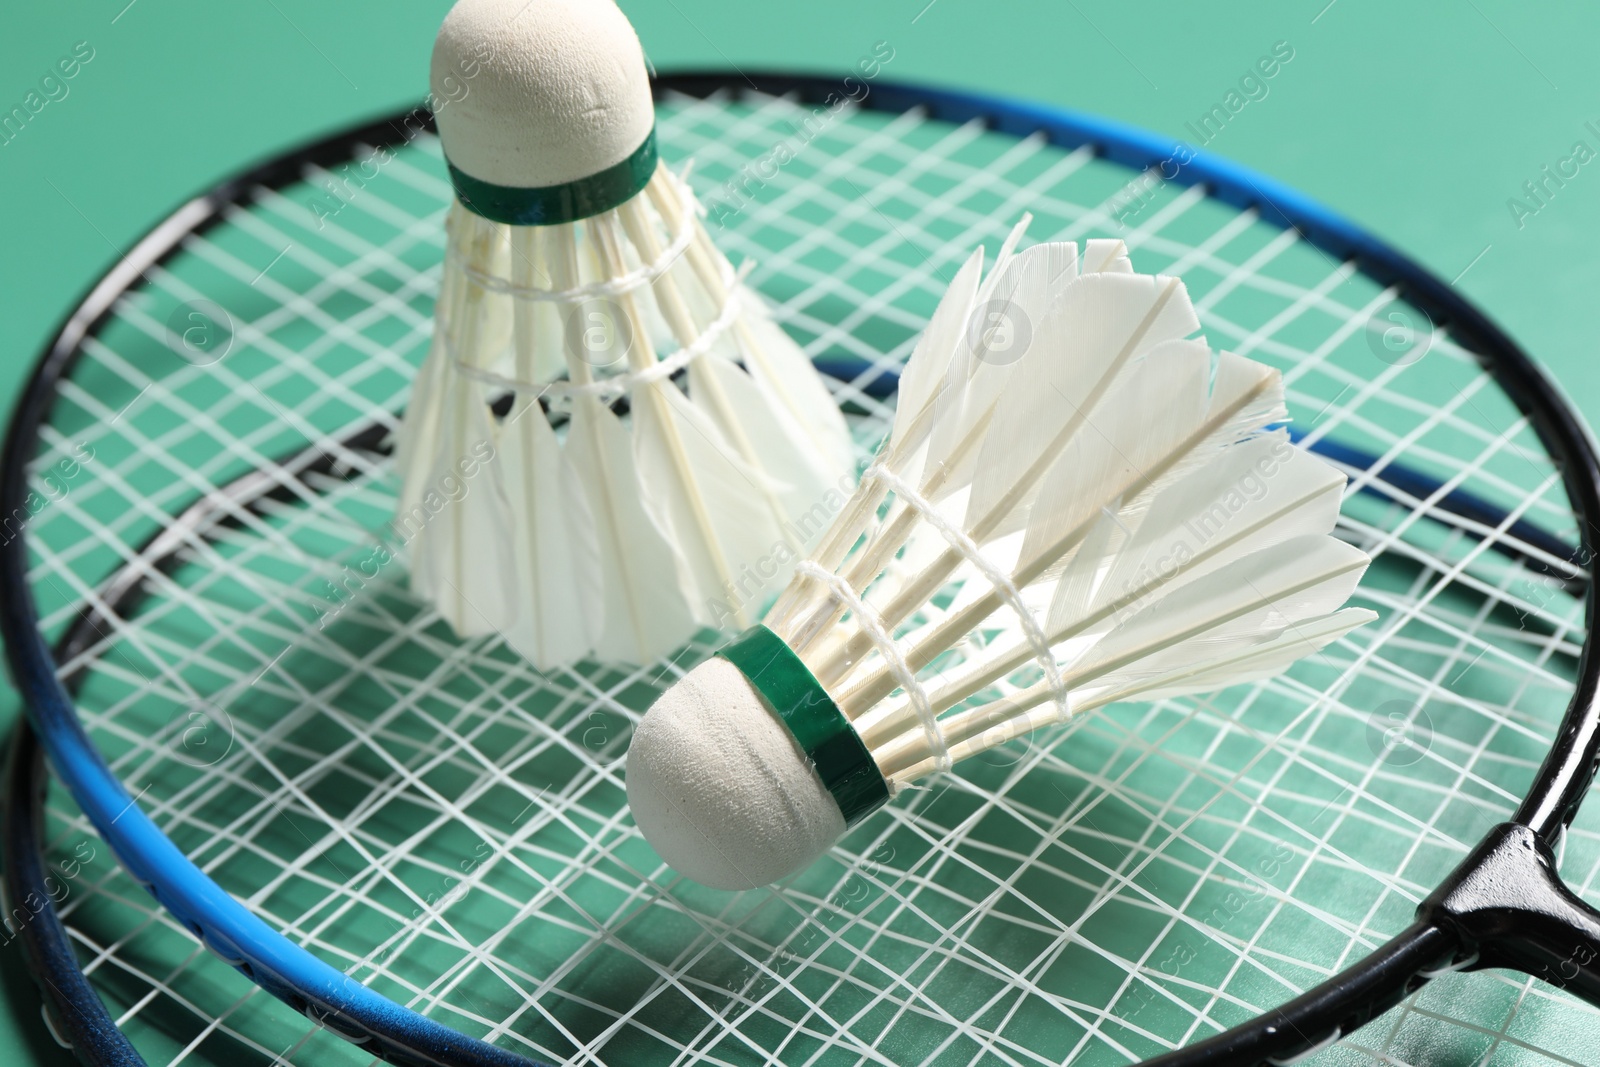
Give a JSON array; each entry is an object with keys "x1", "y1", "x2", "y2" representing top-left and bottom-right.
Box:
[
  {"x1": 447, "y1": 127, "x2": 658, "y2": 226},
  {"x1": 718, "y1": 625, "x2": 890, "y2": 827}
]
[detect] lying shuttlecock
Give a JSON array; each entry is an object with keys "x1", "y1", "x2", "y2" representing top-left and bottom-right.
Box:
[
  {"x1": 395, "y1": 0, "x2": 854, "y2": 669},
  {"x1": 626, "y1": 225, "x2": 1375, "y2": 889}
]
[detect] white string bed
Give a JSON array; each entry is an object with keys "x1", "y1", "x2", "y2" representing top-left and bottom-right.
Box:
[{"x1": 18, "y1": 88, "x2": 1596, "y2": 1066}]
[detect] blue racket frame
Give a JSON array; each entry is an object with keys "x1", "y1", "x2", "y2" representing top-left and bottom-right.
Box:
[{"x1": 4, "y1": 74, "x2": 1599, "y2": 1067}]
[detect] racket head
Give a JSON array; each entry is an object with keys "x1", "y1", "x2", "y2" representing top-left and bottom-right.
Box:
[{"x1": 5, "y1": 75, "x2": 1599, "y2": 1066}]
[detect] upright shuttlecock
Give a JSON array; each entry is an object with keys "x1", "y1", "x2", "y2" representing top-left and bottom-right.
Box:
[
  {"x1": 395, "y1": 0, "x2": 854, "y2": 669},
  {"x1": 626, "y1": 225, "x2": 1376, "y2": 889}
]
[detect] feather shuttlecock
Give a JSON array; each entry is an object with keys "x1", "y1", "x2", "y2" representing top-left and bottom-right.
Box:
[
  {"x1": 395, "y1": 0, "x2": 854, "y2": 669},
  {"x1": 626, "y1": 225, "x2": 1376, "y2": 889}
]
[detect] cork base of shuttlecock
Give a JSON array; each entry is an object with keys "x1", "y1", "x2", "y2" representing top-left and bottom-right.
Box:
[
  {"x1": 627, "y1": 658, "x2": 845, "y2": 890},
  {"x1": 431, "y1": 0, "x2": 656, "y2": 191}
]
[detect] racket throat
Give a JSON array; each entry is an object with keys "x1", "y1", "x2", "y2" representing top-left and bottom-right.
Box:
[{"x1": 1420, "y1": 822, "x2": 1600, "y2": 1000}]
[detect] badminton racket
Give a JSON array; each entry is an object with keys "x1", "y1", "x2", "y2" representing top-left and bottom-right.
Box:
[{"x1": 4, "y1": 74, "x2": 1599, "y2": 1067}]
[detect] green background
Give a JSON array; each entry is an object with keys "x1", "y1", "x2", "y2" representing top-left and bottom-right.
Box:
[{"x1": 2, "y1": 1, "x2": 1598, "y2": 1062}]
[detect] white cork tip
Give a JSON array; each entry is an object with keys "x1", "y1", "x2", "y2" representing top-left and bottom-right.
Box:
[
  {"x1": 627, "y1": 658, "x2": 846, "y2": 890},
  {"x1": 430, "y1": 0, "x2": 655, "y2": 189}
]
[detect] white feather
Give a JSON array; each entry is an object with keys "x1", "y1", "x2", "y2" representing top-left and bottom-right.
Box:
[
  {"x1": 690, "y1": 354, "x2": 837, "y2": 543},
  {"x1": 1074, "y1": 439, "x2": 1344, "y2": 626},
  {"x1": 923, "y1": 242, "x2": 1082, "y2": 494},
  {"x1": 396, "y1": 206, "x2": 472, "y2": 514},
  {"x1": 1088, "y1": 608, "x2": 1376, "y2": 708},
  {"x1": 565, "y1": 396, "x2": 699, "y2": 663},
  {"x1": 1083, "y1": 237, "x2": 1135, "y2": 274},
  {"x1": 890, "y1": 245, "x2": 984, "y2": 451},
  {"x1": 918, "y1": 607, "x2": 1375, "y2": 776},
  {"x1": 963, "y1": 272, "x2": 1199, "y2": 530},
  {"x1": 519, "y1": 226, "x2": 569, "y2": 384},
  {"x1": 407, "y1": 387, "x2": 517, "y2": 637},
  {"x1": 394, "y1": 331, "x2": 452, "y2": 517},
  {"x1": 496, "y1": 400, "x2": 602, "y2": 669},
  {"x1": 1014, "y1": 337, "x2": 1213, "y2": 562},
  {"x1": 741, "y1": 312, "x2": 856, "y2": 480},
  {"x1": 760, "y1": 225, "x2": 1373, "y2": 791},
  {"x1": 1069, "y1": 535, "x2": 1371, "y2": 688},
  {"x1": 632, "y1": 383, "x2": 788, "y2": 629}
]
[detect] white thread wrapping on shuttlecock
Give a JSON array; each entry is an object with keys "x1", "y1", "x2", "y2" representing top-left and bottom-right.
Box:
[
  {"x1": 443, "y1": 280, "x2": 745, "y2": 402},
  {"x1": 794, "y1": 559, "x2": 952, "y2": 777},
  {"x1": 455, "y1": 175, "x2": 700, "y2": 303},
  {"x1": 864, "y1": 464, "x2": 1070, "y2": 724}
]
